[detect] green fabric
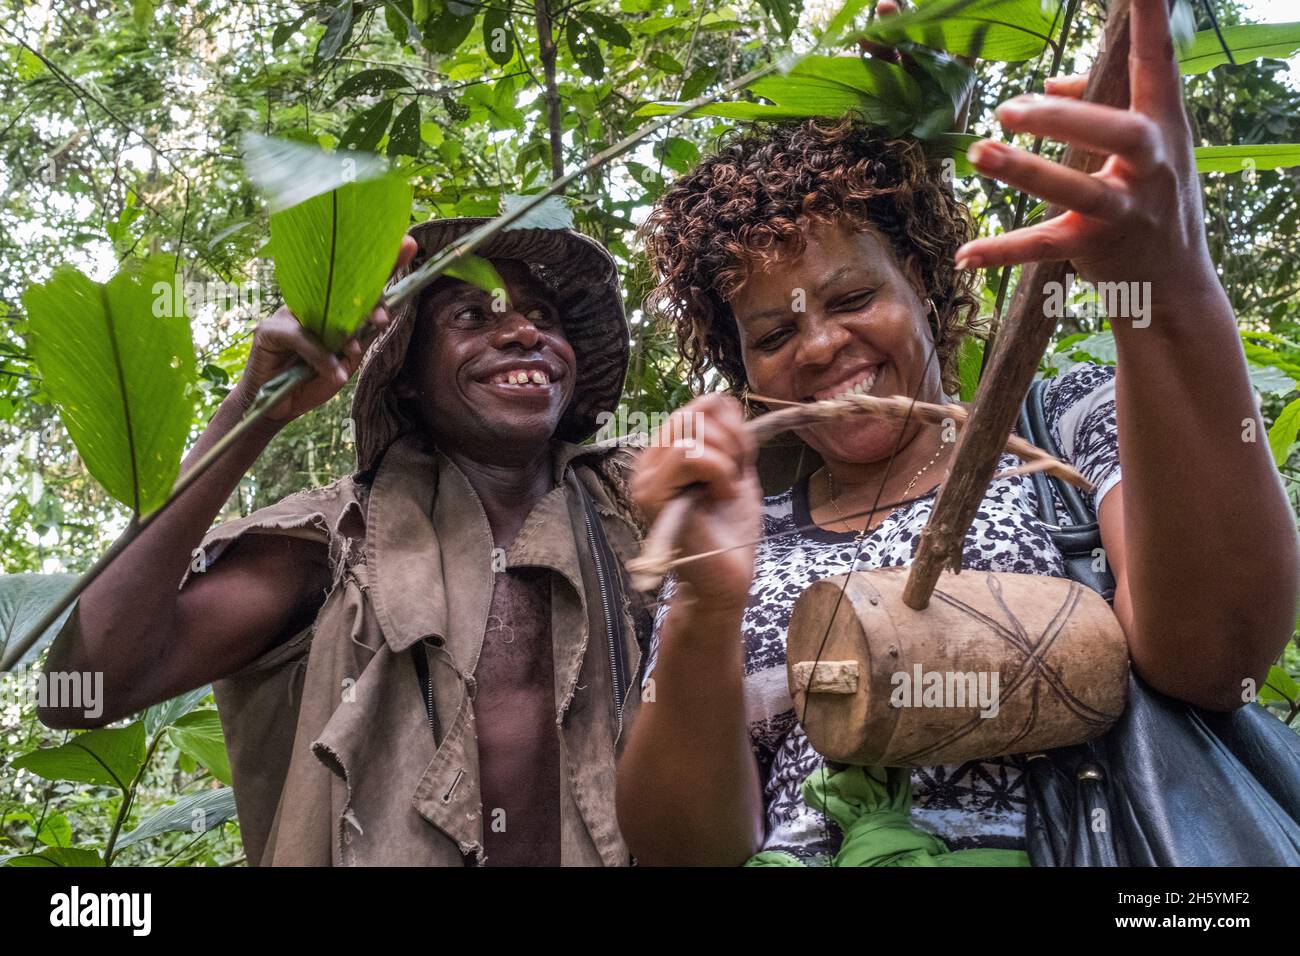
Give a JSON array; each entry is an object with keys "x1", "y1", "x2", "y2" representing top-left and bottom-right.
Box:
[{"x1": 744, "y1": 765, "x2": 1030, "y2": 868}]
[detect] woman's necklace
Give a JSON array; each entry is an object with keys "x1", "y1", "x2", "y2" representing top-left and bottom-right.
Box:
[{"x1": 825, "y1": 439, "x2": 948, "y2": 540}]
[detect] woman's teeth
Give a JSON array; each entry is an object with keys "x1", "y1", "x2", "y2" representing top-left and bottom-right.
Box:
[
  {"x1": 490, "y1": 369, "x2": 551, "y2": 386},
  {"x1": 820, "y1": 367, "x2": 880, "y2": 401}
]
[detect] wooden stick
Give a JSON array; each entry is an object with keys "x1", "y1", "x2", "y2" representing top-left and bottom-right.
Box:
[
  {"x1": 626, "y1": 390, "x2": 1088, "y2": 593},
  {"x1": 900, "y1": 0, "x2": 1140, "y2": 611}
]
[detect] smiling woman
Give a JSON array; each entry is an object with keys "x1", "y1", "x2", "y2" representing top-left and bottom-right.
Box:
[{"x1": 619, "y1": 0, "x2": 1300, "y2": 867}]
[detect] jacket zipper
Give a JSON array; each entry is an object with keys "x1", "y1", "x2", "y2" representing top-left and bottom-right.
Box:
[{"x1": 581, "y1": 496, "x2": 626, "y2": 740}]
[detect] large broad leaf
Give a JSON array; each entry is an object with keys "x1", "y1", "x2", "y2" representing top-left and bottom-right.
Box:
[
  {"x1": 637, "y1": 54, "x2": 920, "y2": 131},
  {"x1": 116, "y1": 786, "x2": 238, "y2": 851},
  {"x1": 270, "y1": 174, "x2": 413, "y2": 352},
  {"x1": 1193, "y1": 144, "x2": 1300, "y2": 175},
  {"x1": 23, "y1": 258, "x2": 196, "y2": 516},
  {"x1": 243, "y1": 133, "x2": 390, "y2": 212},
  {"x1": 0, "y1": 573, "x2": 77, "y2": 667},
  {"x1": 166, "y1": 709, "x2": 232, "y2": 785},
  {"x1": 857, "y1": 0, "x2": 1059, "y2": 62},
  {"x1": 11, "y1": 721, "x2": 147, "y2": 790},
  {"x1": 1179, "y1": 21, "x2": 1300, "y2": 76}
]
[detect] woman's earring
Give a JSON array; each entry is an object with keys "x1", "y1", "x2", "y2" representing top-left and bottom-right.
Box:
[{"x1": 925, "y1": 297, "x2": 943, "y2": 344}]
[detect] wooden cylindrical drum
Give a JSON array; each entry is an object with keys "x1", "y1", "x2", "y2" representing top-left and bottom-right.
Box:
[{"x1": 787, "y1": 567, "x2": 1129, "y2": 767}]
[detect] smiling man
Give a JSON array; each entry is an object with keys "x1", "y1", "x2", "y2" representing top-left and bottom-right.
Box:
[{"x1": 38, "y1": 219, "x2": 648, "y2": 867}]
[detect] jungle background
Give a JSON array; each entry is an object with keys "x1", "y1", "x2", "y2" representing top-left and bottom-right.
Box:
[{"x1": 1, "y1": 0, "x2": 1298, "y2": 866}]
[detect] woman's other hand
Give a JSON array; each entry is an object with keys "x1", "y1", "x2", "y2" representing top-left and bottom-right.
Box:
[
  {"x1": 956, "y1": 0, "x2": 1213, "y2": 297},
  {"x1": 630, "y1": 393, "x2": 761, "y2": 609}
]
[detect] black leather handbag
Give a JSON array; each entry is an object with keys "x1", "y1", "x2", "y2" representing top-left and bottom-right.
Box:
[{"x1": 1018, "y1": 379, "x2": 1300, "y2": 866}]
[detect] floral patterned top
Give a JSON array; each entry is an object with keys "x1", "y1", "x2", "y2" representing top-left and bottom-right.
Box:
[{"x1": 644, "y1": 362, "x2": 1123, "y2": 863}]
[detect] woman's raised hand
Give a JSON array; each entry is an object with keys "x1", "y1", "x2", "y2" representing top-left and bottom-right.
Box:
[
  {"x1": 956, "y1": 0, "x2": 1214, "y2": 297},
  {"x1": 232, "y1": 234, "x2": 418, "y2": 423},
  {"x1": 630, "y1": 393, "x2": 762, "y2": 608}
]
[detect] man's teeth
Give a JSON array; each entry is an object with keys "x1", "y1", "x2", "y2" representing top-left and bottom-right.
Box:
[{"x1": 492, "y1": 369, "x2": 551, "y2": 385}]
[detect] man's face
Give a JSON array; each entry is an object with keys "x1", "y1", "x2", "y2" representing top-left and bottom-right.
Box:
[{"x1": 399, "y1": 259, "x2": 577, "y2": 463}]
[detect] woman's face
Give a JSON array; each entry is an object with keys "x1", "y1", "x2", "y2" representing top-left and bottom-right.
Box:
[{"x1": 729, "y1": 218, "x2": 945, "y2": 466}]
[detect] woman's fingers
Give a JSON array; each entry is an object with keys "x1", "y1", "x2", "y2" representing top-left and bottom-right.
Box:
[
  {"x1": 1043, "y1": 72, "x2": 1088, "y2": 99},
  {"x1": 955, "y1": 215, "x2": 1084, "y2": 271},
  {"x1": 635, "y1": 394, "x2": 755, "y2": 514},
  {"x1": 996, "y1": 94, "x2": 1164, "y2": 177},
  {"x1": 1129, "y1": 0, "x2": 1184, "y2": 118},
  {"x1": 967, "y1": 139, "x2": 1128, "y2": 221}
]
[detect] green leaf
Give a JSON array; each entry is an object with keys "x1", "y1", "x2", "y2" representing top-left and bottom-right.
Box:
[
  {"x1": 0, "y1": 573, "x2": 77, "y2": 667},
  {"x1": 1193, "y1": 144, "x2": 1300, "y2": 175},
  {"x1": 681, "y1": 64, "x2": 718, "y2": 100},
  {"x1": 856, "y1": 0, "x2": 1058, "y2": 62},
  {"x1": 132, "y1": 0, "x2": 154, "y2": 30},
  {"x1": 1247, "y1": 363, "x2": 1297, "y2": 396},
  {"x1": 579, "y1": 10, "x2": 632, "y2": 48},
  {"x1": 388, "y1": 101, "x2": 421, "y2": 157},
  {"x1": 270, "y1": 174, "x2": 413, "y2": 352},
  {"x1": 37, "y1": 813, "x2": 73, "y2": 847},
  {"x1": 567, "y1": 18, "x2": 605, "y2": 79},
  {"x1": 4, "y1": 847, "x2": 104, "y2": 867},
  {"x1": 654, "y1": 136, "x2": 701, "y2": 174},
  {"x1": 6, "y1": 811, "x2": 73, "y2": 848},
  {"x1": 637, "y1": 55, "x2": 921, "y2": 131},
  {"x1": 757, "y1": 0, "x2": 801, "y2": 38},
  {"x1": 332, "y1": 68, "x2": 412, "y2": 103},
  {"x1": 1179, "y1": 21, "x2": 1300, "y2": 76},
  {"x1": 338, "y1": 98, "x2": 396, "y2": 153},
  {"x1": 271, "y1": 17, "x2": 306, "y2": 49},
  {"x1": 1260, "y1": 664, "x2": 1299, "y2": 705},
  {"x1": 384, "y1": 0, "x2": 422, "y2": 44},
  {"x1": 1268, "y1": 397, "x2": 1300, "y2": 466},
  {"x1": 167, "y1": 710, "x2": 232, "y2": 785},
  {"x1": 823, "y1": 0, "x2": 874, "y2": 42},
  {"x1": 315, "y1": 1, "x2": 354, "y2": 65},
  {"x1": 144, "y1": 685, "x2": 212, "y2": 736},
  {"x1": 957, "y1": 335, "x2": 984, "y2": 402},
  {"x1": 647, "y1": 50, "x2": 684, "y2": 74},
  {"x1": 443, "y1": 255, "x2": 508, "y2": 297},
  {"x1": 483, "y1": 6, "x2": 514, "y2": 65},
  {"x1": 116, "y1": 787, "x2": 238, "y2": 851},
  {"x1": 243, "y1": 133, "x2": 389, "y2": 212},
  {"x1": 22, "y1": 258, "x2": 197, "y2": 516},
  {"x1": 501, "y1": 193, "x2": 574, "y2": 230},
  {"x1": 425, "y1": 10, "x2": 476, "y2": 54},
  {"x1": 12, "y1": 722, "x2": 147, "y2": 790}
]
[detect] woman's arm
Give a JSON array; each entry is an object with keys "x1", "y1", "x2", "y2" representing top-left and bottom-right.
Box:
[
  {"x1": 40, "y1": 237, "x2": 417, "y2": 728},
  {"x1": 958, "y1": 0, "x2": 1298, "y2": 710},
  {"x1": 617, "y1": 394, "x2": 766, "y2": 865}
]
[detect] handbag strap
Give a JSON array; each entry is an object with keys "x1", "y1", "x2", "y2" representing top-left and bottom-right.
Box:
[
  {"x1": 1017, "y1": 379, "x2": 1117, "y2": 602},
  {"x1": 571, "y1": 470, "x2": 632, "y2": 740}
]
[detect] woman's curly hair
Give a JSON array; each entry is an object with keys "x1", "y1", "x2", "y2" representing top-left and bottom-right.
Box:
[{"x1": 640, "y1": 114, "x2": 982, "y2": 397}]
